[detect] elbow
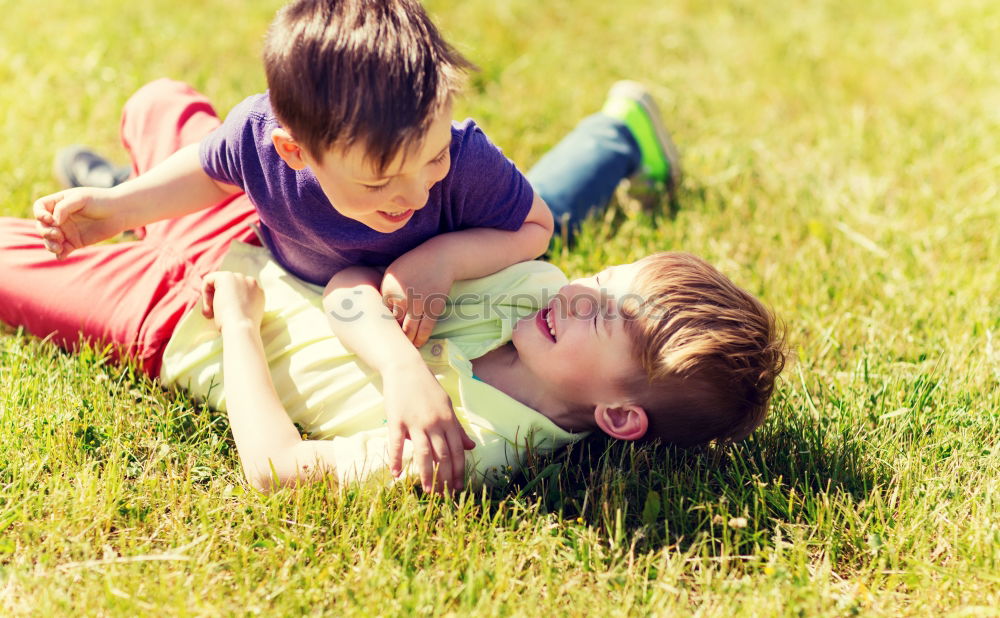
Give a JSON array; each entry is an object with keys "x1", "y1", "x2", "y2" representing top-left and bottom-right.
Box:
[
  {"x1": 516, "y1": 219, "x2": 553, "y2": 260},
  {"x1": 324, "y1": 266, "x2": 380, "y2": 295},
  {"x1": 527, "y1": 221, "x2": 554, "y2": 258},
  {"x1": 243, "y1": 457, "x2": 324, "y2": 493},
  {"x1": 526, "y1": 200, "x2": 555, "y2": 257},
  {"x1": 247, "y1": 473, "x2": 277, "y2": 494},
  {"x1": 244, "y1": 462, "x2": 284, "y2": 493},
  {"x1": 323, "y1": 268, "x2": 381, "y2": 317}
]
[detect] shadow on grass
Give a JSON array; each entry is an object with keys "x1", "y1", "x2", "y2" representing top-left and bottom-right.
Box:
[
  {"x1": 2, "y1": 328, "x2": 882, "y2": 558},
  {"x1": 495, "y1": 390, "x2": 886, "y2": 556}
]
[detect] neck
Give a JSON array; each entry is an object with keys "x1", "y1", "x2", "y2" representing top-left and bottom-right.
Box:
[{"x1": 471, "y1": 343, "x2": 594, "y2": 433}]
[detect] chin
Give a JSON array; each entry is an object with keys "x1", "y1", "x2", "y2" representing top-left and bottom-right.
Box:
[
  {"x1": 362, "y1": 219, "x2": 403, "y2": 234},
  {"x1": 510, "y1": 319, "x2": 546, "y2": 362}
]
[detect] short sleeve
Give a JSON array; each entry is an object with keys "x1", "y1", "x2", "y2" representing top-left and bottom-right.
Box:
[
  {"x1": 449, "y1": 121, "x2": 535, "y2": 232},
  {"x1": 198, "y1": 94, "x2": 263, "y2": 189}
]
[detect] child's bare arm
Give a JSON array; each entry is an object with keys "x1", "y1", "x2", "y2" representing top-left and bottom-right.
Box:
[
  {"x1": 34, "y1": 143, "x2": 240, "y2": 259},
  {"x1": 381, "y1": 193, "x2": 553, "y2": 346},
  {"x1": 203, "y1": 272, "x2": 339, "y2": 492},
  {"x1": 323, "y1": 266, "x2": 474, "y2": 494}
]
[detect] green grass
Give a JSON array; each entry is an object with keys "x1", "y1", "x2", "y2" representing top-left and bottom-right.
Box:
[{"x1": 2, "y1": 0, "x2": 998, "y2": 615}]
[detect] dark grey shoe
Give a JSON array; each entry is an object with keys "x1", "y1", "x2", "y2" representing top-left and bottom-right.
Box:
[{"x1": 53, "y1": 146, "x2": 131, "y2": 189}]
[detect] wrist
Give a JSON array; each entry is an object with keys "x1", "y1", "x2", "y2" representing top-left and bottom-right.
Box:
[
  {"x1": 379, "y1": 347, "x2": 427, "y2": 377},
  {"x1": 220, "y1": 318, "x2": 261, "y2": 336},
  {"x1": 104, "y1": 185, "x2": 140, "y2": 232}
]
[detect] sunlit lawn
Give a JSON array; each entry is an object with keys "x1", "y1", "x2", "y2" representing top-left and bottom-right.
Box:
[{"x1": 1, "y1": 0, "x2": 998, "y2": 615}]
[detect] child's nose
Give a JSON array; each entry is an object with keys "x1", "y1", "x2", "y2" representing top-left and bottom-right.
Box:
[{"x1": 394, "y1": 178, "x2": 429, "y2": 210}]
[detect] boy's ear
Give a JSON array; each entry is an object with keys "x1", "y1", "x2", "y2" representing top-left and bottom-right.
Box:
[
  {"x1": 271, "y1": 128, "x2": 308, "y2": 171},
  {"x1": 594, "y1": 403, "x2": 648, "y2": 441}
]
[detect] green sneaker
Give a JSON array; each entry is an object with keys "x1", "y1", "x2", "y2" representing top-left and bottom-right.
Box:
[{"x1": 601, "y1": 81, "x2": 681, "y2": 198}]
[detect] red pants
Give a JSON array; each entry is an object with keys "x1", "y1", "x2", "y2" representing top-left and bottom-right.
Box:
[{"x1": 0, "y1": 79, "x2": 259, "y2": 376}]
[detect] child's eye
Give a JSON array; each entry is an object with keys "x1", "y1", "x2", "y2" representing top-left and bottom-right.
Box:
[
  {"x1": 362, "y1": 182, "x2": 389, "y2": 193},
  {"x1": 430, "y1": 150, "x2": 449, "y2": 165}
]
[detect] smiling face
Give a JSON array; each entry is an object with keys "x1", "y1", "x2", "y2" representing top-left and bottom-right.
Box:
[
  {"x1": 272, "y1": 100, "x2": 454, "y2": 234},
  {"x1": 511, "y1": 261, "x2": 647, "y2": 410}
]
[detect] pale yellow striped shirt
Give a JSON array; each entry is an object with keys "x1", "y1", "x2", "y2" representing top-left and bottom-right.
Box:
[{"x1": 160, "y1": 242, "x2": 587, "y2": 486}]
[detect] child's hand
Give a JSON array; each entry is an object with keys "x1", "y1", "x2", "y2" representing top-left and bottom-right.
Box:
[
  {"x1": 381, "y1": 250, "x2": 455, "y2": 348},
  {"x1": 33, "y1": 187, "x2": 126, "y2": 260},
  {"x1": 382, "y1": 364, "x2": 476, "y2": 494},
  {"x1": 201, "y1": 272, "x2": 265, "y2": 331}
]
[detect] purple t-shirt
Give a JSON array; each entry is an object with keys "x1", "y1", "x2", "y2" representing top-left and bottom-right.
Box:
[{"x1": 199, "y1": 93, "x2": 535, "y2": 285}]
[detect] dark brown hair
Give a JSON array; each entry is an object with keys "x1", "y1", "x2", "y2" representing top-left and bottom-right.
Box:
[
  {"x1": 263, "y1": 0, "x2": 475, "y2": 172},
  {"x1": 620, "y1": 253, "x2": 787, "y2": 446}
]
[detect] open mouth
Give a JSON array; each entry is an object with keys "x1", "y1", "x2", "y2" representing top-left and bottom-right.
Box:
[
  {"x1": 377, "y1": 209, "x2": 414, "y2": 223},
  {"x1": 536, "y1": 307, "x2": 557, "y2": 342}
]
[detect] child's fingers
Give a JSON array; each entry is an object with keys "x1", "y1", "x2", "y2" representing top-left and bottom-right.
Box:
[
  {"x1": 32, "y1": 194, "x2": 58, "y2": 224},
  {"x1": 382, "y1": 291, "x2": 406, "y2": 324},
  {"x1": 42, "y1": 239, "x2": 63, "y2": 256},
  {"x1": 401, "y1": 312, "x2": 421, "y2": 345},
  {"x1": 428, "y1": 432, "x2": 452, "y2": 493},
  {"x1": 380, "y1": 274, "x2": 407, "y2": 315},
  {"x1": 460, "y1": 427, "x2": 476, "y2": 451},
  {"x1": 202, "y1": 290, "x2": 216, "y2": 319},
  {"x1": 411, "y1": 294, "x2": 445, "y2": 347},
  {"x1": 413, "y1": 314, "x2": 437, "y2": 348},
  {"x1": 200, "y1": 274, "x2": 218, "y2": 319},
  {"x1": 40, "y1": 226, "x2": 65, "y2": 243},
  {"x1": 34, "y1": 211, "x2": 56, "y2": 229},
  {"x1": 33, "y1": 197, "x2": 62, "y2": 256},
  {"x1": 411, "y1": 432, "x2": 436, "y2": 492},
  {"x1": 387, "y1": 424, "x2": 406, "y2": 477},
  {"x1": 442, "y1": 428, "x2": 466, "y2": 491},
  {"x1": 51, "y1": 194, "x2": 86, "y2": 226}
]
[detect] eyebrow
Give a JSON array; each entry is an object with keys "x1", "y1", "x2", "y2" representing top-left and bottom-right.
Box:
[{"x1": 358, "y1": 143, "x2": 450, "y2": 183}]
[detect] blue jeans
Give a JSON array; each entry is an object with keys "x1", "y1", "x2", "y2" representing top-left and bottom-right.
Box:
[{"x1": 526, "y1": 113, "x2": 641, "y2": 239}]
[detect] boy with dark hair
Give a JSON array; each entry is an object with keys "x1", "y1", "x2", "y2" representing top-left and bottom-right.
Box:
[
  {"x1": 31, "y1": 1, "x2": 686, "y2": 493},
  {"x1": 33, "y1": 0, "x2": 555, "y2": 493},
  {"x1": 5, "y1": 0, "x2": 775, "y2": 489}
]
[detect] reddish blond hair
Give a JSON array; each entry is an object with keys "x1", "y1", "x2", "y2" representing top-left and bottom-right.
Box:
[{"x1": 619, "y1": 253, "x2": 786, "y2": 446}]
